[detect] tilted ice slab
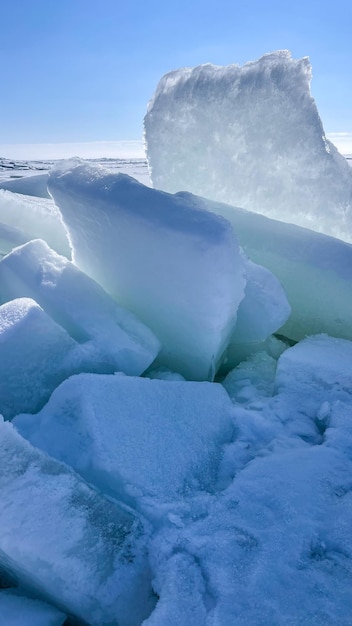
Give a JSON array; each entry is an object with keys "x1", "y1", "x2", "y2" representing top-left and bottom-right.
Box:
[
  {"x1": 48, "y1": 160, "x2": 246, "y2": 381},
  {"x1": 0, "y1": 418, "x2": 154, "y2": 625},
  {"x1": 180, "y1": 192, "x2": 352, "y2": 343},
  {"x1": 0, "y1": 173, "x2": 50, "y2": 199},
  {"x1": 14, "y1": 373, "x2": 235, "y2": 513},
  {"x1": 0, "y1": 190, "x2": 70, "y2": 257},
  {"x1": 0, "y1": 239, "x2": 160, "y2": 377},
  {"x1": 145, "y1": 50, "x2": 352, "y2": 243},
  {"x1": 0, "y1": 298, "x2": 78, "y2": 419}
]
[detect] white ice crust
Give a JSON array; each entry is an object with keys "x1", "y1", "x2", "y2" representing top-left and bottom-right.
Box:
[
  {"x1": 0, "y1": 239, "x2": 160, "y2": 378},
  {"x1": 0, "y1": 418, "x2": 155, "y2": 625},
  {"x1": 145, "y1": 50, "x2": 352, "y2": 243},
  {"x1": 48, "y1": 160, "x2": 247, "y2": 380}
]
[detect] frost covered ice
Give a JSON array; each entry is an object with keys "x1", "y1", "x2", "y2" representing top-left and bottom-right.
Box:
[
  {"x1": 14, "y1": 373, "x2": 235, "y2": 513},
  {"x1": 0, "y1": 418, "x2": 155, "y2": 625},
  {"x1": 145, "y1": 50, "x2": 352, "y2": 243},
  {"x1": 0, "y1": 239, "x2": 160, "y2": 377},
  {"x1": 48, "y1": 160, "x2": 246, "y2": 380}
]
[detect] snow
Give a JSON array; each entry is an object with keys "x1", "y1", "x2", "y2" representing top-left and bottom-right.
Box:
[
  {"x1": 179, "y1": 191, "x2": 352, "y2": 343},
  {"x1": 0, "y1": 418, "x2": 155, "y2": 625},
  {"x1": 145, "y1": 50, "x2": 352, "y2": 243},
  {"x1": 0, "y1": 239, "x2": 160, "y2": 377},
  {"x1": 14, "y1": 373, "x2": 235, "y2": 514},
  {"x1": 0, "y1": 590, "x2": 66, "y2": 626},
  {"x1": 48, "y1": 159, "x2": 247, "y2": 380}
]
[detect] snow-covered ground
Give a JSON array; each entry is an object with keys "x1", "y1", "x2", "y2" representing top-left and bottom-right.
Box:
[{"x1": 1, "y1": 51, "x2": 352, "y2": 625}]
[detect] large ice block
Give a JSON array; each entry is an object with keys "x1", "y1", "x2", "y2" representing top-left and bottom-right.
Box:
[
  {"x1": 0, "y1": 590, "x2": 66, "y2": 626},
  {"x1": 145, "y1": 51, "x2": 352, "y2": 243},
  {"x1": 0, "y1": 298, "x2": 78, "y2": 419},
  {"x1": 179, "y1": 192, "x2": 352, "y2": 343},
  {"x1": 0, "y1": 418, "x2": 155, "y2": 625},
  {"x1": 48, "y1": 160, "x2": 246, "y2": 380},
  {"x1": 14, "y1": 373, "x2": 236, "y2": 511},
  {"x1": 0, "y1": 239, "x2": 160, "y2": 377}
]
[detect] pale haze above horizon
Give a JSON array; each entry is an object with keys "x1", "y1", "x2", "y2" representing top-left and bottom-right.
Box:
[{"x1": 1, "y1": 0, "x2": 351, "y2": 152}]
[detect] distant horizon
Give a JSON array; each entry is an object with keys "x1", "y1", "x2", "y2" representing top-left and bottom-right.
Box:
[{"x1": 1, "y1": 133, "x2": 352, "y2": 161}]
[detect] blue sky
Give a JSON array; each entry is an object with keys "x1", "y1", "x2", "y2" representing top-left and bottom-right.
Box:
[{"x1": 1, "y1": 0, "x2": 351, "y2": 150}]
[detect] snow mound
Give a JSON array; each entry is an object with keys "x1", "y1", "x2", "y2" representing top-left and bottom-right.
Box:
[
  {"x1": 14, "y1": 373, "x2": 235, "y2": 513},
  {"x1": 0, "y1": 298, "x2": 78, "y2": 419},
  {"x1": 0, "y1": 239, "x2": 160, "y2": 377},
  {"x1": 0, "y1": 190, "x2": 70, "y2": 257},
  {"x1": 0, "y1": 418, "x2": 155, "y2": 625},
  {"x1": 180, "y1": 192, "x2": 352, "y2": 343},
  {"x1": 145, "y1": 50, "x2": 352, "y2": 243},
  {"x1": 48, "y1": 160, "x2": 246, "y2": 380}
]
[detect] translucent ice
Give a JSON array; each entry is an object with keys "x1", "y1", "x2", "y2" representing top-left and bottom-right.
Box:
[
  {"x1": 145, "y1": 51, "x2": 352, "y2": 243},
  {"x1": 0, "y1": 590, "x2": 66, "y2": 626},
  {"x1": 0, "y1": 173, "x2": 50, "y2": 199},
  {"x1": 48, "y1": 160, "x2": 246, "y2": 380},
  {"x1": 0, "y1": 239, "x2": 160, "y2": 377},
  {"x1": 14, "y1": 373, "x2": 235, "y2": 512},
  {"x1": 0, "y1": 298, "x2": 77, "y2": 419},
  {"x1": 0, "y1": 190, "x2": 70, "y2": 257},
  {"x1": 0, "y1": 418, "x2": 155, "y2": 625},
  {"x1": 179, "y1": 192, "x2": 352, "y2": 343}
]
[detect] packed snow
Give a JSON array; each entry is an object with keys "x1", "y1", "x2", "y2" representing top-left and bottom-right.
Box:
[
  {"x1": 1, "y1": 50, "x2": 352, "y2": 626},
  {"x1": 145, "y1": 50, "x2": 352, "y2": 243}
]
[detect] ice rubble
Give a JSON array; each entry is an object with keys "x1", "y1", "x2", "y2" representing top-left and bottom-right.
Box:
[
  {"x1": 14, "y1": 373, "x2": 235, "y2": 513},
  {"x1": 145, "y1": 50, "x2": 352, "y2": 243},
  {"x1": 142, "y1": 337, "x2": 352, "y2": 625},
  {"x1": 0, "y1": 239, "x2": 160, "y2": 378},
  {"x1": 0, "y1": 418, "x2": 155, "y2": 625},
  {"x1": 180, "y1": 191, "x2": 352, "y2": 343},
  {"x1": 48, "y1": 160, "x2": 248, "y2": 380}
]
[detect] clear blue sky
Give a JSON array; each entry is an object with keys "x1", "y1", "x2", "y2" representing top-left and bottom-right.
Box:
[{"x1": 1, "y1": 0, "x2": 351, "y2": 144}]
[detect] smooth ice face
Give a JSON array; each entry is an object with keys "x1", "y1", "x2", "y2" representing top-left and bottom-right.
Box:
[
  {"x1": 0, "y1": 239, "x2": 160, "y2": 377},
  {"x1": 145, "y1": 51, "x2": 352, "y2": 243},
  {"x1": 48, "y1": 160, "x2": 246, "y2": 381},
  {"x1": 0, "y1": 298, "x2": 78, "y2": 419},
  {"x1": 0, "y1": 190, "x2": 70, "y2": 257},
  {"x1": 179, "y1": 192, "x2": 352, "y2": 343},
  {"x1": 0, "y1": 418, "x2": 155, "y2": 625},
  {"x1": 0, "y1": 590, "x2": 66, "y2": 626},
  {"x1": 0, "y1": 173, "x2": 50, "y2": 199},
  {"x1": 14, "y1": 373, "x2": 235, "y2": 513}
]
